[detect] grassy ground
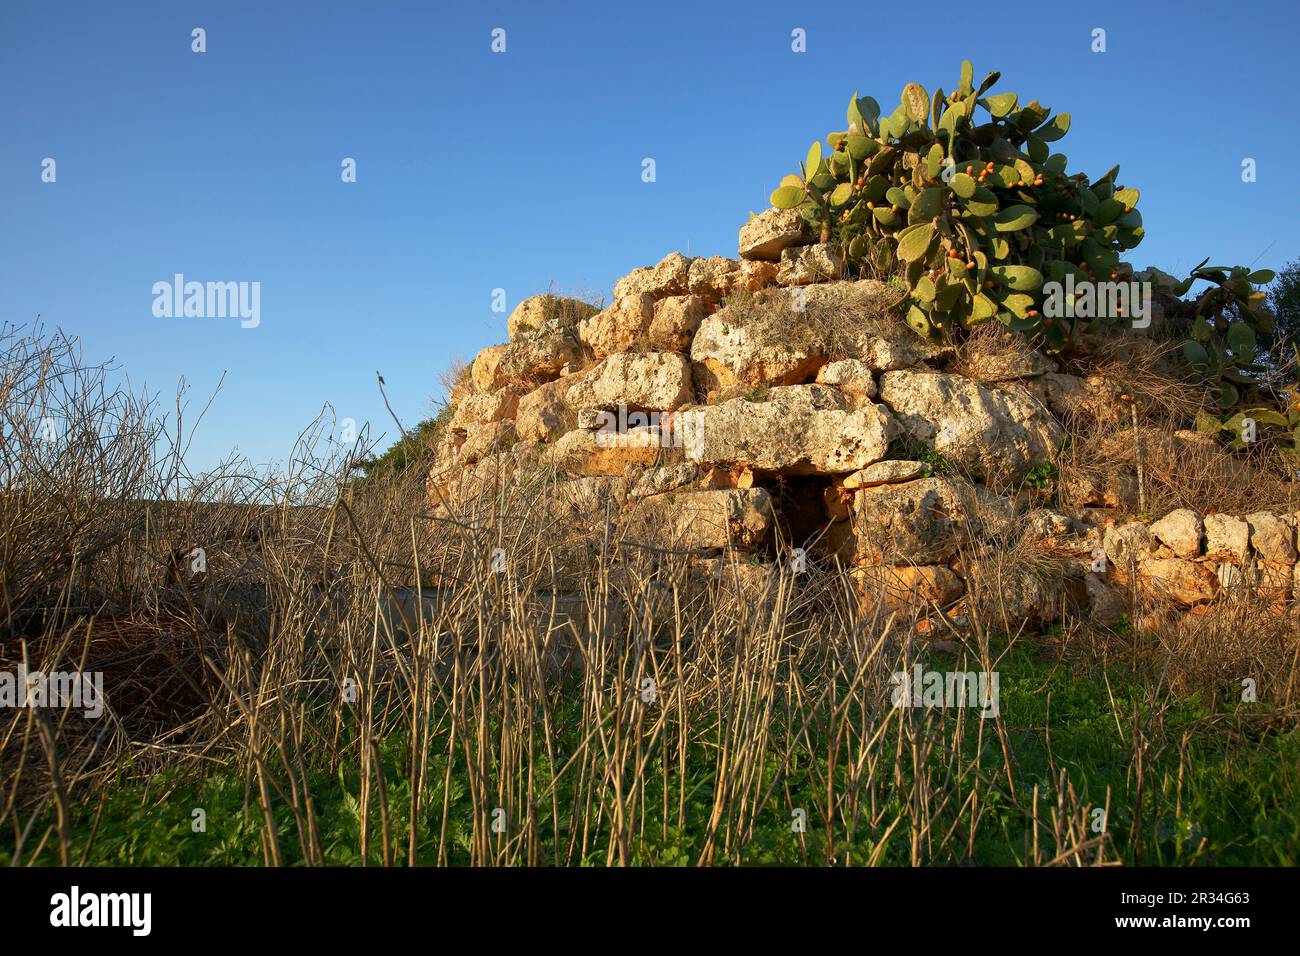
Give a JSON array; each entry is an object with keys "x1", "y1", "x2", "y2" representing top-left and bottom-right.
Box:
[
  {"x1": 5, "y1": 324, "x2": 1298, "y2": 868},
  {"x1": 27, "y1": 636, "x2": 1299, "y2": 867}
]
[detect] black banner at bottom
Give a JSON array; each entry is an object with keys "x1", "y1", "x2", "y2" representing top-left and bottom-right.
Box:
[{"x1": 2, "y1": 865, "x2": 1283, "y2": 942}]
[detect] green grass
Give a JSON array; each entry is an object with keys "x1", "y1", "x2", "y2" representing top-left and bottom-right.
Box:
[{"x1": 26, "y1": 639, "x2": 1299, "y2": 867}]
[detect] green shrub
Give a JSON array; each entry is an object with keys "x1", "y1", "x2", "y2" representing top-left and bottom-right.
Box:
[
  {"x1": 352, "y1": 405, "x2": 451, "y2": 484},
  {"x1": 1019, "y1": 460, "x2": 1058, "y2": 491},
  {"x1": 771, "y1": 60, "x2": 1152, "y2": 351},
  {"x1": 768, "y1": 60, "x2": 1282, "y2": 448},
  {"x1": 768, "y1": 62, "x2": 1275, "y2": 354}
]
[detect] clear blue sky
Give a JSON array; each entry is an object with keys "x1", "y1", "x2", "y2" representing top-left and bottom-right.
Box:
[{"x1": 3, "y1": 0, "x2": 1298, "y2": 471}]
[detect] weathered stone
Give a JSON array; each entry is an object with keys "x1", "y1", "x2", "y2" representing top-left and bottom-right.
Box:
[
  {"x1": 822, "y1": 481, "x2": 853, "y2": 521},
  {"x1": 1217, "y1": 562, "x2": 1244, "y2": 592},
  {"x1": 577, "y1": 295, "x2": 655, "y2": 358},
  {"x1": 776, "y1": 243, "x2": 843, "y2": 286},
  {"x1": 451, "y1": 385, "x2": 523, "y2": 433},
  {"x1": 852, "y1": 477, "x2": 1017, "y2": 565},
  {"x1": 563, "y1": 364, "x2": 604, "y2": 410},
  {"x1": 688, "y1": 384, "x2": 897, "y2": 475},
  {"x1": 429, "y1": 441, "x2": 543, "y2": 511},
  {"x1": 1022, "y1": 372, "x2": 1127, "y2": 427},
  {"x1": 1247, "y1": 561, "x2": 1293, "y2": 604},
  {"x1": 878, "y1": 370, "x2": 1064, "y2": 484},
  {"x1": 471, "y1": 333, "x2": 582, "y2": 390},
  {"x1": 588, "y1": 351, "x2": 692, "y2": 410},
  {"x1": 428, "y1": 212, "x2": 1300, "y2": 638},
  {"x1": 550, "y1": 476, "x2": 628, "y2": 525},
  {"x1": 1150, "y1": 509, "x2": 1203, "y2": 559},
  {"x1": 957, "y1": 334, "x2": 1058, "y2": 382},
  {"x1": 1059, "y1": 469, "x2": 1139, "y2": 511},
  {"x1": 648, "y1": 295, "x2": 706, "y2": 352},
  {"x1": 507, "y1": 294, "x2": 599, "y2": 341},
  {"x1": 695, "y1": 555, "x2": 777, "y2": 603},
  {"x1": 1204, "y1": 514, "x2": 1249, "y2": 564},
  {"x1": 613, "y1": 252, "x2": 693, "y2": 300},
  {"x1": 1139, "y1": 557, "x2": 1220, "y2": 606},
  {"x1": 513, "y1": 337, "x2": 582, "y2": 383},
  {"x1": 541, "y1": 427, "x2": 674, "y2": 477},
  {"x1": 687, "y1": 256, "x2": 742, "y2": 301},
  {"x1": 458, "y1": 419, "x2": 517, "y2": 466},
  {"x1": 516, "y1": 372, "x2": 588, "y2": 444},
  {"x1": 1246, "y1": 511, "x2": 1297, "y2": 565},
  {"x1": 691, "y1": 304, "x2": 827, "y2": 391},
  {"x1": 738, "y1": 208, "x2": 809, "y2": 261},
  {"x1": 625, "y1": 463, "x2": 702, "y2": 499},
  {"x1": 811, "y1": 518, "x2": 857, "y2": 564},
  {"x1": 796, "y1": 279, "x2": 900, "y2": 327},
  {"x1": 740, "y1": 260, "x2": 780, "y2": 292},
  {"x1": 853, "y1": 565, "x2": 964, "y2": 611},
  {"x1": 625, "y1": 488, "x2": 775, "y2": 550},
  {"x1": 580, "y1": 405, "x2": 700, "y2": 448},
  {"x1": 470, "y1": 344, "x2": 513, "y2": 392},
  {"x1": 1085, "y1": 572, "x2": 1127, "y2": 626},
  {"x1": 962, "y1": 559, "x2": 1083, "y2": 624},
  {"x1": 815, "y1": 359, "x2": 876, "y2": 399},
  {"x1": 1020, "y1": 508, "x2": 1076, "y2": 542},
  {"x1": 849, "y1": 341, "x2": 906, "y2": 373},
  {"x1": 690, "y1": 280, "x2": 924, "y2": 391},
  {"x1": 1070, "y1": 520, "x2": 1106, "y2": 552},
  {"x1": 842, "y1": 460, "x2": 926, "y2": 489},
  {"x1": 1103, "y1": 521, "x2": 1153, "y2": 568}
]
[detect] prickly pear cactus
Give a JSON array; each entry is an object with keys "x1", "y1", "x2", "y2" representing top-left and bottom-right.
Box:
[
  {"x1": 768, "y1": 61, "x2": 1285, "y2": 456},
  {"x1": 771, "y1": 61, "x2": 1153, "y2": 351}
]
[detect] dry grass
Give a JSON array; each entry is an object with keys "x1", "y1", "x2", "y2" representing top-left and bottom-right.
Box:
[
  {"x1": 949, "y1": 324, "x2": 1048, "y2": 381},
  {"x1": 1039, "y1": 332, "x2": 1298, "y2": 516},
  {"x1": 1, "y1": 324, "x2": 1297, "y2": 867},
  {"x1": 714, "y1": 281, "x2": 912, "y2": 362}
]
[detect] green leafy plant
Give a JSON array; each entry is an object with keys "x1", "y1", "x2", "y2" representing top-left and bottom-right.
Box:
[
  {"x1": 767, "y1": 61, "x2": 1283, "y2": 450},
  {"x1": 1150, "y1": 261, "x2": 1277, "y2": 409},
  {"x1": 1019, "y1": 460, "x2": 1058, "y2": 491},
  {"x1": 891, "y1": 436, "x2": 954, "y2": 477},
  {"x1": 770, "y1": 61, "x2": 1149, "y2": 351},
  {"x1": 1195, "y1": 397, "x2": 1298, "y2": 458},
  {"x1": 352, "y1": 407, "x2": 450, "y2": 484}
]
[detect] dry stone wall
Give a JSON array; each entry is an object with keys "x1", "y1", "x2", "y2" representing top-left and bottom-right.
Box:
[{"x1": 429, "y1": 209, "x2": 1300, "y2": 631}]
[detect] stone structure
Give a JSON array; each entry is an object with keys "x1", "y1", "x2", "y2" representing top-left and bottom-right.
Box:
[{"x1": 427, "y1": 209, "x2": 1300, "y2": 630}]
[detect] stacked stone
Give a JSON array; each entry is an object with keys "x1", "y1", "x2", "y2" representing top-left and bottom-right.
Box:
[
  {"x1": 1104, "y1": 510, "x2": 1300, "y2": 610},
  {"x1": 428, "y1": 207, "x2": 1300, "y2": 629}
]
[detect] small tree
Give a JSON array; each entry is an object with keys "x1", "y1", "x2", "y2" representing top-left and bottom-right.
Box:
[{"x1": 1266, "y1": 257, "x2": 1300, "y2": 355}]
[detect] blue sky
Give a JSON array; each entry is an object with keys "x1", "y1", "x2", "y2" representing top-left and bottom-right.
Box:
[{"x1": 3, "y1": 0, "x2": 1297, "y2": 471}]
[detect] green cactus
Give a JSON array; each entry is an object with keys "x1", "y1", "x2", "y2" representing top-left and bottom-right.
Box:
[
  {"x1": 765, "y1": 60, "x2": 1283, "y2": 455},
  {"x1": 1155, "y1": 260, "x2": 1278, "y2": 418}
]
